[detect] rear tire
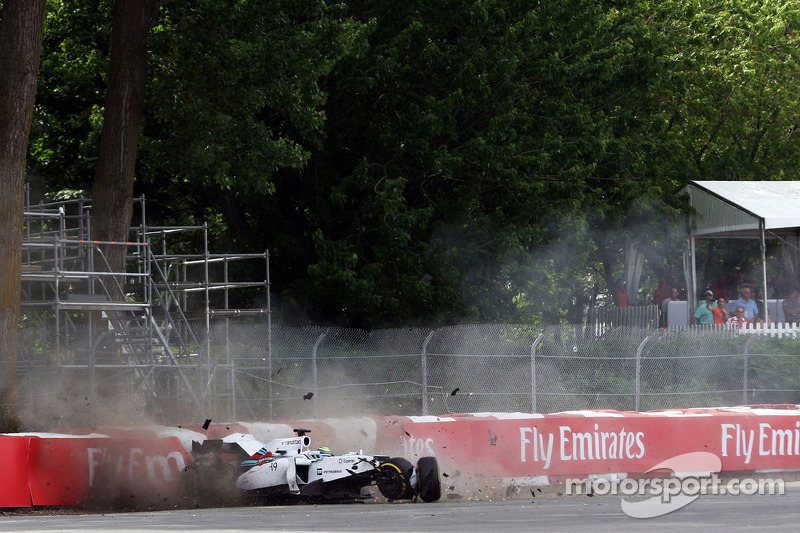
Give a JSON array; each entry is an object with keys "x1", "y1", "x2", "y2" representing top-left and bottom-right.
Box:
[
  {"x1": 416, "y1": 457, "x2": 441, "y2": 502},
  {"x1": 376, "y1": 457, "x2": 415, "y2": 500}
]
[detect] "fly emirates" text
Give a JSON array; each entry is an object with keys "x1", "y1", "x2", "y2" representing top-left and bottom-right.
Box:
[
  {"x1": 722, "y1": 422, "x2": 800, "y2": 464},
  {"x1": 519, "y1": 425, "x2": 645, "y2": 469}
]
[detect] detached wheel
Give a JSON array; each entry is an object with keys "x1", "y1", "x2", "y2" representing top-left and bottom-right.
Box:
[
  {"x1": 377, "y1": 457, "x2": 415, "y2": 500},
  {"x1": 416, "y1": 457, "x2": 441, "y2": 502}
]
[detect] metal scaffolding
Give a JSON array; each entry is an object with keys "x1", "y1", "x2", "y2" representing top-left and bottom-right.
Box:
[{"x1": 20, "y1": 192, "x2": 269, "y2": 423}]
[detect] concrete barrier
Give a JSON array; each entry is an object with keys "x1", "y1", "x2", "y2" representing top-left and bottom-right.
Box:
[
  {"x1": 4, "y1": 405, "x2": 800, "y2": 507},
  {"x1": 396, "y1": 406, "x2": 800, "y2": 489},
  {"x1": 0, "y1": 434, "x2": 189, "y2": 508}
]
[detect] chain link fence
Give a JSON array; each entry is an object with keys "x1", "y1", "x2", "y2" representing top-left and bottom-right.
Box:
[
  {"x1": 198, "y1": 322, "x2": 800, "y2": 419},
  {"x1": 15, "y1": 320, "x2": 800, "y2": 425}
]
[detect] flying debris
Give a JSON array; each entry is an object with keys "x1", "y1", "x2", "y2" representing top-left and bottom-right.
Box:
[
  {"x1": 303, "y1": 392, "x2": 314, "y2": 400},
  {"x1": 202, "y1": 419, "x2": 212, "y2": 430},
  {"x1": 450, "y1": 388, "x2": 460, "y2": 396}
]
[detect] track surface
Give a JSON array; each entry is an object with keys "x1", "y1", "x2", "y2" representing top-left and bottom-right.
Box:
[{"x1": 1, "y1": 489, "x2": 798, "y2": 533}]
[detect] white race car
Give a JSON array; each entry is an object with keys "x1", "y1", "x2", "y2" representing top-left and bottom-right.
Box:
[{"x1": 185, "y1": 429, "x2": 441, "y2": 504}]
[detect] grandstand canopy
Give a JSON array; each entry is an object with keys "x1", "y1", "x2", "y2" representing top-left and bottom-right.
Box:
[
  {"x1": 680, "y1": 181, "x2": 800, "y2": 321},
  {"x1": 682, "y1": 181, "x2": 800, "y2": 238}
]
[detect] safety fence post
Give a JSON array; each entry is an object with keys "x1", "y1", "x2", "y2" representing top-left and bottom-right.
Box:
[
  {"x1": 311, "y1": 329, "x2": 328, "y2": 417},
  {"x1": 421, "y1": 330, "x2": 436, "y2": 416},
  {"x1": 530, "y1": 331, "x2": 545, "y2": 414},
  {"x1": 635, "y1": 331, "x2": 658, "y2": 412}
]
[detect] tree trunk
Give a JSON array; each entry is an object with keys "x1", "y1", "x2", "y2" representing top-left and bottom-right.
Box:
[
  {"x1": 594, "y1": 231, "x2": 619, "y2": 306},
  {"x1": 91, "y1": 0, "x2": 154, "y2": 299},
  {"x1": 0, "y1": 0, "x2": 47, "y2": 432}
]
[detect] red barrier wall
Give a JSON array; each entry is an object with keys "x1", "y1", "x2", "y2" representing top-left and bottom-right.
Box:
[
  {"x1": 0, "y1": 436, "x2": 32, "y2": 507},
  {"x1": 7, "y1": 406, "x2": 800, "y2": 508},
  {"x1": 29, "y1": 436, "x2": 189, "y2": 506},
  {"x1": 0, "y1": 435, "x2": 189, "y2": 508},
  {"x1": 397, "y1": 407, "x2": 800, "y2": 480}
]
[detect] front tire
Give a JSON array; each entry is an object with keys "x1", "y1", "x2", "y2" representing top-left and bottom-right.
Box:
[
  {"x1": 376, "y1": 458, "x2": 415, "y2": 500},
  {"x1": 416, "y1": 457, "x2": 441, "y2": 502}
]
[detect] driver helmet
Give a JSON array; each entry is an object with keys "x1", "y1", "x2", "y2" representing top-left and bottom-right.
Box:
[{"x1": 318, "y1": 446, "x2": 332, "y2": 456}]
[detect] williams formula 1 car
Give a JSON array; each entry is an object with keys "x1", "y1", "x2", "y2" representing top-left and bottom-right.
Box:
[{"x1": 184, "y1": 429, "x2": 441, "y2": 504}]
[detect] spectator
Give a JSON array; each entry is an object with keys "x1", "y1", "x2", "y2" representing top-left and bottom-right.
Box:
[
  {"x1": 616, "y1": 280, "x2": 628, "y2": 308},
  {"x1": 734, "y1": 268, "x2": 759, "y2": 299},
  {"x1": 734, "y1": 267, "x2": 748, "y2": 298},
  {"x1": 660, "y1": 287, "x2": 681, "y2": 327},
  {"x1": 725, "y1": 267, "x2": 741, "y2": 299},
  {"x1": 691, "y1": 290, "x2": 716, "y2": 325},
  {"x1": 654, "y1": 277, "x2": 671, "y2": 307},
  {"x1": 733, "y1": 285, "x2": 760, "y2": 323},
  {"x1": 773, "y1": 264, "x2": 790, "y2": 298},
  {"x1": 711, "y1": 296, "x2": 729, "y2": 325},
  {"x1": 728, "y1": 306, "x2": 750, "y2": 328},
  {"x1": 712, "y1": 274, "x2": 730, "y2": 301},
  {"x1": 751, "y1": 286, "x2": 766, "y2": 324},
  {"x1": 783, "y1": 287, "x2": 800, "y2": 324},
  {"x1": 764, "y1": 273, "x2": 776, "y2": 299}
]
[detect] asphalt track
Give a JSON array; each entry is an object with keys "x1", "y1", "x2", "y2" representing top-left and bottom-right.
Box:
[{"x1": 1, "y1": 489, "x2": 799, "y2": 533}]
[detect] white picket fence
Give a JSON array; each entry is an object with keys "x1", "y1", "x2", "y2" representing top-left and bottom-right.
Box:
[{"x1": 736, "y1": 321, "x2": 800, "y2": 338}]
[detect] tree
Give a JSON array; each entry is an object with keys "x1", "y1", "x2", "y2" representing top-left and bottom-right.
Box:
[
  {"x1": 25, "y1": 1, "x2": 800, "y2": 329},
  {"x1": 30, "y1": 0, "x2": 365, "y2": 265},
  {"x1": 270, "y1": 0, "x2": 684, "y2": 326},
  {"x1": 139, "y1": 0, "x2": 365, "y2": 237},
  {"x1": 639, "y1": 0, "x2": 800, "y2": 297},
  {"x1": 27, "y1": 0, "x2": 112, "y2": 193},
  {"x1": 91, "y1": 0, "x2": 153, "y2": 290},
  {"x1": 0, "y1": 0, "x2": 47, "y2": 431},
  {"x1": 667, "y1": 0, "x2": 800, "y2": 181}
]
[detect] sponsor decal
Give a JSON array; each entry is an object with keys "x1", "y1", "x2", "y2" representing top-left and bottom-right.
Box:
[
  {"x1": 520, "y1": 424, "x2": 644, "y2": 469},
  {"x1": 87, "y1": 447, "x2": 186, "y2": 487},
  {"x1": 404, "y1": 414, "x2": 800, "y2": 493},
  {"x1": 402, "y1": 434, "x2": 435, "y2": 457},
  {"x1": 721, "y1": 422, "x2": 800, "y2": 463}
]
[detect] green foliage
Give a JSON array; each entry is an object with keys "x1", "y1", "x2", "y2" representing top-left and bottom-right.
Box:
[
  {"x1": 143, "y1": 0, "x2": 366, "y2": 194},
  {"x1": 666, "y1": 0, "x2": 800, "y2": 180},
  {"x1": 29, "y1": 0, "x2": 112, "y2": 192},
  {"x1": 277, "y1": 0, "x2": 683, "y2": 326},
  {"x1": 25, "y1": 0, "x2": 800, "y2": 328},
  {"x1": 30, "y1": 0, "x2": 365, "y2": 212}
]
